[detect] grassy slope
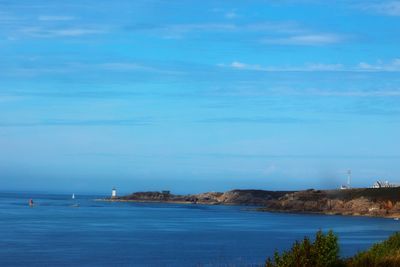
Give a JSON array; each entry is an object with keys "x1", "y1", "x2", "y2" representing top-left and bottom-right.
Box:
[{"x1": 325, "y1": 187, "x2": 400, "y2": 202}]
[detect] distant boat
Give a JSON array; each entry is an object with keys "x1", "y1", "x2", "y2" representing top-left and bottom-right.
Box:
[
  {"x1": 72, "y1": 194, "x2": 75, "y2": 199},
  {"x1": 394, "y1": 218, "x2": 399, "y2": 221}
]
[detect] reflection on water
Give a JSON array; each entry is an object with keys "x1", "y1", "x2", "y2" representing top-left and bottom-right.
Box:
[{"x1": 1, "y1": 192, "x2": 399, "y2": 266}]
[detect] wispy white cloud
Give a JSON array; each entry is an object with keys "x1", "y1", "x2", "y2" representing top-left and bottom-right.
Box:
[
  {"x1": 157, "y1": 23, "x2": 236, "y2": 39},
  {"x1": 152, "y1": 21, "x2": 335, "y2": 42},
  {"x1": 225, "y1": 11, "x2": 239, "y2": 19},
  {"x1": 2, "y1": 7, "x2": 343, "y2": 46},
  {"x1": 358, "y1": 59, "x2": 400, "y2": 71},
  {"x1": 219, "y1": 58, "x2": 400, "y2": 72},
  {"x1": 190, "y1": 152, "x2": 400, "y2": 159},
  {"x1": 0, "y1": 11, "x2": 105, "y2": 39},
  {"x1": 207, "y1": 83, "x2": 400, "y2": 99},
  {"x1": 19, "y1": 27, "x2": 105, "y2": 37},
  {"x1": 218, "y1": 61, "x2": 344, "y2": 72},
  {"x1": 198, "y1": 116, "x2": 314, "y2": 124},
  {"x1": 305, "y1": 63, "x2": 344, "y2": 71},
  {"x1": 98, "y1": 62, "x2": 184, "y2": 75},
  {"x1": 38, "y1": 15, "x2": 75, "y2": 21},
  {"x1": 295, "y1": 89, "x2": 400, "y2": 97},
  {"x1": 361, "y1": 1, "x2": 400, "y2": 16},
  {"x1": 154, "y1": 21, "x2": 345, "y2": 45},
  {"x1": 100, "y1": 63, "x2": 153, "y2": 71},
  {"x1": 1, "y1": 61, "x2": 184, "y2": 77},
  {"x1": 0, "y1": 118, "x2": 152, "y2": 127},
  {"x1": 210, "y1": 7, "x2": 239, "y2": 19},
  {"x1": 262, "y1": 33, "x2": 343, "y2": 45},
  {"x1": 230, "y1": 61, "x2": 251, "y2": 69}
]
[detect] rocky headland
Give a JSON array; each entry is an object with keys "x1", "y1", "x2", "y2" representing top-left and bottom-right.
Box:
[
  {"x1": 107, "y1": 187, "x2": 400, "y2": 218},
  {"x1": 109, "y1": 189, "x2": 293, "y2": 205},
  {"x1": 262, "y1": 187, "x2": 400, "y2": 218}
]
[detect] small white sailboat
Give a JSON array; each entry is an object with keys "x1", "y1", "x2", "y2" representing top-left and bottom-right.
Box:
[{"x1": 72, "y1": 193, "x2": 75, "y2": 200}]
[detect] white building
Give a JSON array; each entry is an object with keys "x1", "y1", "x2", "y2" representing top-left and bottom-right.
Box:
[
  {"x1": 372, "y1": 180, "x2": 399, "y2": 188},
  {"x1": 111, "y1": 187, "x2": 117, "y2": 198}
]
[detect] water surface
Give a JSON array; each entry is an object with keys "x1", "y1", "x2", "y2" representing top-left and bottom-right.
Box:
[{"x1": 1, "y1": 192, "x2": 399, "y2": 266}]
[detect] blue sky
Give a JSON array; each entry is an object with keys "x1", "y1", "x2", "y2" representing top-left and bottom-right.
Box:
[{"x1": 0, "y1": 0, "x2": 399, "y2": 194}]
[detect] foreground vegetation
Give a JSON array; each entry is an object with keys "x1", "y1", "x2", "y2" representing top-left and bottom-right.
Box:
[
  {"x1": 265, "y1": 230, "x2": 400, "y2": 267},
  {"x1": 347, "y1": 232, "x2": 400, "y2": 267}
]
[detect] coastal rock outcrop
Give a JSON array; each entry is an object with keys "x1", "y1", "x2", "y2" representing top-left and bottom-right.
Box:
[
  {"x1": 108, "y1": 187, "x2": 400, "y2": 218},
  {"x1": 112, "y1": 189, "x2": 291, "y2": 205},
  {"x1": 263, "y1": 188, "x2": 400, "y2": 217}
]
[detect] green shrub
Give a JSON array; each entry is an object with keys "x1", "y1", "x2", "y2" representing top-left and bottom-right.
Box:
[
  {"x1": 346, "y1": 232, "x2": 400, "y2": 267},
  {"x1": 266, "y1": 231, "x2": 400, "y2": 267},
  {"x1": 265, "y1": 230, "x2": 341, "y2": 267}
]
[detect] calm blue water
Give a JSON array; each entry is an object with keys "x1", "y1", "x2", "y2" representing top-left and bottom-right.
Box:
[{"x1": 1, "y1": 192, "x2": 400, "y2": 266}]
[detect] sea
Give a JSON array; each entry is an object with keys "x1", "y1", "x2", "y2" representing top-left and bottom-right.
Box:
[{"x1": 1, "y1": 192, "x2": 400, "y2": 267}]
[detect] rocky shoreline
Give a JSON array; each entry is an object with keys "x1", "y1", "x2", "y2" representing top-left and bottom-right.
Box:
[
  {"x1": 262, "y1": 187, "x2": 400, "y2": 218},
  {"x1": 104, "y1": 189, "x2": 293, "y2": 205},
  {"x1": 104, "y1": 188, "x2": 400, "y2": 218}
]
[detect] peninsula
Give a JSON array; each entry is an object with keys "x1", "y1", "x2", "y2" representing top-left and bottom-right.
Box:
[{"x1": 106, "y1": 187, "x2": 400, "y2": 218}]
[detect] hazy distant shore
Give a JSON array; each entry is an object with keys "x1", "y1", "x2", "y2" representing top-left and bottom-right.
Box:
[{"x1": 101, "y1": 188, "x2": 400, "y2": 219}]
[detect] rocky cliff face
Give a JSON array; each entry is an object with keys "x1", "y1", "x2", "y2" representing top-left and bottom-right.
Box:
[
  {"x1": 263, "y1": 188, "x2": 400, "y2": 217},
  {"x1": 215, "y1": 190, "x2": 291, "y2": 205},
  {"x1": 111, "y1": 187, "x2": 400, "y2": 218}
]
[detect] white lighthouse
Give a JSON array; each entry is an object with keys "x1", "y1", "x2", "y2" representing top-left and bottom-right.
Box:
[{"x1": 111, "y1": 187, "x2": 117, "y2": 198}]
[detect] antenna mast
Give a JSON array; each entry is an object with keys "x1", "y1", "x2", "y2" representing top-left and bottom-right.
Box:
[{"x1": 347, "y1": 170, "x2": 352, "y2": 189}]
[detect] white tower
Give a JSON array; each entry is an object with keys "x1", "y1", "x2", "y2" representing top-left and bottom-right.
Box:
[
  {"x1": 111, "y1": 187, "x2": 117, "y2": 198},
  {"x1": 347, "y1": 170, "x2": 352, "y2": 189}
]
